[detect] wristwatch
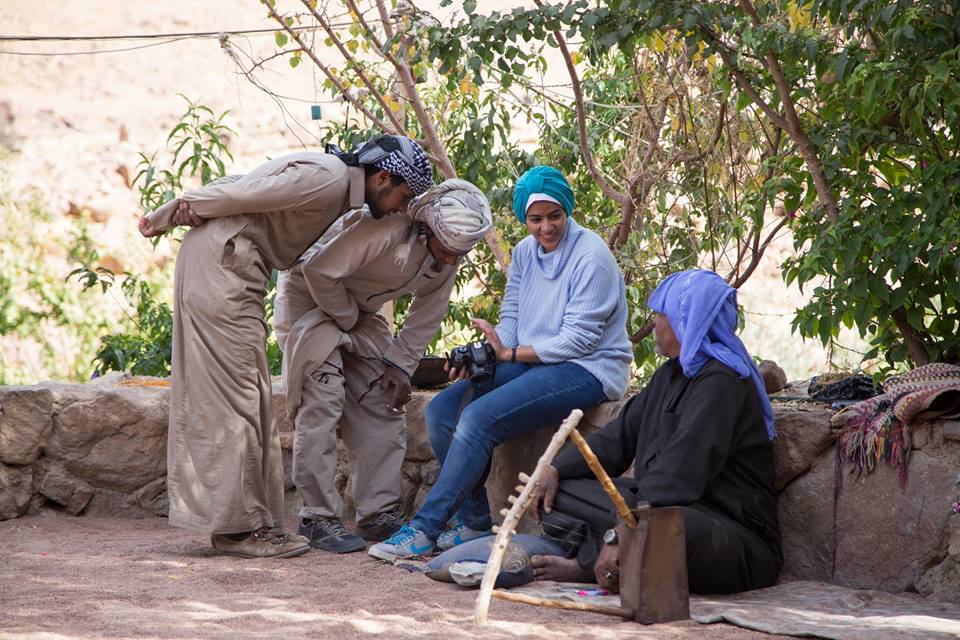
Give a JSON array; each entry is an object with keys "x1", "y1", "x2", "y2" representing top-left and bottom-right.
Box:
[{"x1": 603, "y1": 528, "x2": 619, "y2": 545}]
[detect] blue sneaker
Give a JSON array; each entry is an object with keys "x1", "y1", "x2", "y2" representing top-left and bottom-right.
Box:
[
  {"x1": 368, "y1": 524, "x2": 436, "y2": 562},
  {"x1": 436, "y1": 515, "x2": 491, "y2": 551}
]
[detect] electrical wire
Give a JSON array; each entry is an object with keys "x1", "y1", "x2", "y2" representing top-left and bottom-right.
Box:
[
  {"x1": 0, "y1": 20, "x2": 358, "y2": 56},
  {"x1": 0, "y1": 24, "x2": 328, "y2": 42}
]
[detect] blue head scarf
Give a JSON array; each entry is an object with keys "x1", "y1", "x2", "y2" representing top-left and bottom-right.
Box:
[
  {"x1": 512, "y1": 166, "x2": 575, "y2": 223},
  {"x1": 648, "y1": 269, "x2": 775, "y2": 440}
]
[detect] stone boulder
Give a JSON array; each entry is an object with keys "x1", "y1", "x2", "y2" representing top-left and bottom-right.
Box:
[
  {"x1": 0, "y1": 386, "x2": 53, "y2": 465},
  {"x1": 917, "y1": 513, "x2": 960, "y2": 603},
  {"x1": 403, "y1": 391, "x2": 438, "y2": 462},
  {"x1": 758, "y1": 360, "x2": 788, "y2": 394},
  {"x1": 45, "y1": 384, "x2": 169, "y2": 493},
  {"x1": 0, "y1": 463, "x2": 33, "y2": 519},
  {"x1": 779, "y1": 447, "x2": 957, "y2": 593},
  {"x1": 37, "y1": 463, "x2": 94, "y2": 515},
  {"x1": 770, "y1": 404, "x2": 835, "y2": 490}
]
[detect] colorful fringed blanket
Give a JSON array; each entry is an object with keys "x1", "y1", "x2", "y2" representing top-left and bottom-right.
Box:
[{"x1": 831, "y1": 363, "x2": 960, "y2": 484}]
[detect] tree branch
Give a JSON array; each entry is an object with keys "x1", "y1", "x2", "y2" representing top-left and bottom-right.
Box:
[
  {"x1": 261, "y1": 2, "x2": 393, "y2": 133},
  {"x1": 374, "y1": 0, "x2": 396, "y2": 41},
  {"x1": 534, "y1": 0, "x2": 628, "y2": 206},
  {"x1": 297, "y1": 0, "x2": 406, "y2": 133},
  {"x1": 729, "y1": 218, "x2": 787, "y2": 288},
  {"x1": 737, "y1": 0, "x2": 839, "y2": 224},
  {"x1": 342, "y1": 0, "x2": 503, "y2": 269}
]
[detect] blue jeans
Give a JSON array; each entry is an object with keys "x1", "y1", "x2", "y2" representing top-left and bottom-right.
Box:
[
  {"x1": 424, "y1": 534, "x2": 568, "y2": 588},
  {"x1": 411, "y1": 361, "x2": 605, "y2": 540}
]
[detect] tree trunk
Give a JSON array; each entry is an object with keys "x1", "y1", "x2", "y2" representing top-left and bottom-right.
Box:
[{"x1": 891, "y1": 308, "x2": 931, "y2": 366}]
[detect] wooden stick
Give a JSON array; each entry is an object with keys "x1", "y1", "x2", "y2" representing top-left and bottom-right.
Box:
[
  {"x1": 473, "y1": 409, "x2": 585, "y2": 625},
  {"x1": 492, "y1": 590, "x2": 634, "y2": 619},
  {"x1": 568, "y1": 429, "x2": 637, "y2": 529}
]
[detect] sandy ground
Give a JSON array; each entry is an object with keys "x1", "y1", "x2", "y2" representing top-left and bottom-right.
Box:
[{"x1": 0, "y1": 514, "x2": 786, "y2": 640}]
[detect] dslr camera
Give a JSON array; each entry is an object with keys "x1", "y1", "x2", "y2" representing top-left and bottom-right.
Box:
[{"x1": 447, "y1": 341, "x2": 497, "y2": 383}]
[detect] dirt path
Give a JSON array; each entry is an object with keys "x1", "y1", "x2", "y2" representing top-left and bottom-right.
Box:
[{"x1": 1, "y1": 515, "x2": 785, "y2": 640}]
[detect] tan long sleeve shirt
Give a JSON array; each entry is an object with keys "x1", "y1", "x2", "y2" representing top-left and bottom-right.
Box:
[
  {"x1": 145, "y1": 152, "x2": 365, "y2": 270},
  {"x1": 276, "y1": 209, "x2": 459, "y2": 415}
]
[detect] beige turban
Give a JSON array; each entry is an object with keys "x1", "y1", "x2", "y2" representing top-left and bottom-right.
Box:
[{"x1": 396, "y1": 178, "x2": 492, "y2": 265}]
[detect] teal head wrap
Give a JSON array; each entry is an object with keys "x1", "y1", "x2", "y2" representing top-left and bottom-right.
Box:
[{"x1": 512, "y1": 166, "x2": 575, "y2": 223}]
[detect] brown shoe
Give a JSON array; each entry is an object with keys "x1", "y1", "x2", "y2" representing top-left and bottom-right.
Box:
[{"x1": 211, "y1": 527, "x2": 311, "y2": 559}]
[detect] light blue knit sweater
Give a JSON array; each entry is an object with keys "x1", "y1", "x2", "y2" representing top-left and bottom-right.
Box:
[{"x1": 495, "y1": 218, "x2": 633, "y2": 400}]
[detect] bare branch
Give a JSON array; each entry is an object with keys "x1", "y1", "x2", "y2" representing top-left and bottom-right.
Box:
[
  {"x1": 345, "y1": 0, "x2": 458, "y2": 180},
  {"x1": 729, "y1": 218, "x2": 786, "y2": 288},
  {"x1": 677, "y1": 100, "x2": 727, "y2": 164},
  {"x1": 297, "y1": 0, "x2": 406, "y2": 133},
  {"x1": 261, "y1": 2, "x2": 393, "y2": 133},
  {"x1": 534, "y1": 0, "x2": 628, "y2": 206},
  {"x1": 737, "y1": 0, "x2": 840, "y2": 223},
  {"x1": 374, "y1": 0, "x2": 396, "y2": 41}
]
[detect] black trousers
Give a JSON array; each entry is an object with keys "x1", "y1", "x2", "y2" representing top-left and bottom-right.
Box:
[{"x1": 540, "y1": 478, "x2": 782, "y2": 594}]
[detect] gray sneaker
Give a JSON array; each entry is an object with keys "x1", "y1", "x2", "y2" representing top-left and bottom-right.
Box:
[
  {"x1": 368, "y1": 524, "x2": 436, "y2": 562},
  {"x1": 298, "y1": 516, "x2": 367, "y2": 553},
  {"x1": 436, "y1": 515, "x2": 491, "y2": 551},
  {"x1": 211, "y1": 527, "x2": 311, "y2": 559}
]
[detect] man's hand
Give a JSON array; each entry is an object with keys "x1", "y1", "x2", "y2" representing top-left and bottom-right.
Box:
[
  {"x1": 594, "y1": 541, "x2": 621, "y2": 594},
  {"x1": 138, "y1": 216, "x2": 164, "y2": 238},
  {"x1": 379, "y1": 363, "x2": 411, "y2": 413},
  {"x1": 171, "y1": 199, "x2": 204, "y2": 227},
  {"x1": 530, "y1": 464, "x2": 560, "y2": 522}
]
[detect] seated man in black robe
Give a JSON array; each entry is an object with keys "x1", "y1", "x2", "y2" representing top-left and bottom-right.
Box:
[{"x1": 425, "y1": 269, "x2": 782, "y2": 594}]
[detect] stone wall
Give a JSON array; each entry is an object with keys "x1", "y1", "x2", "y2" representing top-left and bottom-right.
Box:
[{"x1": 1, "y1": 376, "x2": 958, "y2": 602}]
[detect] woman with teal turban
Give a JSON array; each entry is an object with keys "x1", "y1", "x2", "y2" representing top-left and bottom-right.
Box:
[
  {"x1": 370, "y1": 166, "x2": 634, "y2": 561},
  {"x1": 511, "y1": 165, "x2": 576, "y2": 223}
]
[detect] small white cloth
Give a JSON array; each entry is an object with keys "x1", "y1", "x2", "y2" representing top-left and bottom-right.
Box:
[{"x1": 525, "y1": 192, "x2": 563, "y2": 214}]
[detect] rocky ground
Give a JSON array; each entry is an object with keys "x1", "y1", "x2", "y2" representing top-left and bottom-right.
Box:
[{"x1": 0, "y1": 514, "x2": 783, "y2": 640}]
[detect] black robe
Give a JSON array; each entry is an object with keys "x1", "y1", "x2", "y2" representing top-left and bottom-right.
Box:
[{"x1": 547, "y1": 357, "x2": 782, "y2": 593}]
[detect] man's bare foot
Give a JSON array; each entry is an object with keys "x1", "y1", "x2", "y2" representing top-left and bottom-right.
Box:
[{"x1": 531, "y1": 555, "x2": 592, "y2": 582}]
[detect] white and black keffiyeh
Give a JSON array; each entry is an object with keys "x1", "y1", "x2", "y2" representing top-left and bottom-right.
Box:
[{"x1": 373, "y1": 141, "x2": 432, "y2": 196}]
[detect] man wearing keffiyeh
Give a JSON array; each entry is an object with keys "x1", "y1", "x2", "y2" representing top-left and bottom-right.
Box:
[
  {"x1": 137, "y1": 133, "x2": 431, "y2": 560},
  {"x1": 423, "y1": 269, "x2": 784, "y2": 595},
  {"x1": 273, "y1": 179, "x2": 491, "y2": 554}
]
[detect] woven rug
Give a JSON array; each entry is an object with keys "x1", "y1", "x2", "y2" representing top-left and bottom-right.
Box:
[
  {"x1": 831, "y1": 363, "x2": 960, "y2": 481},
  {"x1": 506, "y1": 580, "x2": 960, "y2": 639}
]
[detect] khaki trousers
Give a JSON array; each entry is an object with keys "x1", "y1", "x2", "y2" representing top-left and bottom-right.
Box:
[{"x1": 293, "y1": 347, "x2": 405, "y2": 523}]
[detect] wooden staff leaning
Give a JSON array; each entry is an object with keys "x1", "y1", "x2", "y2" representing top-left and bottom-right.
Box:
[
  {"x1": 473, "y1": 409, "x2": 585, "y2": 625},
  {"x1": 473, "y1": 408, "x2": 641, "y2": 625}
]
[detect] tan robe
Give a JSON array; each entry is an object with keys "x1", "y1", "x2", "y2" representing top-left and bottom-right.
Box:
[
  {"x1": 275, "y1": 209, "x2": 457, "y2": 521},
  {"x1": 145, "y1": 152, "x2": 364, "y2": 534}
]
